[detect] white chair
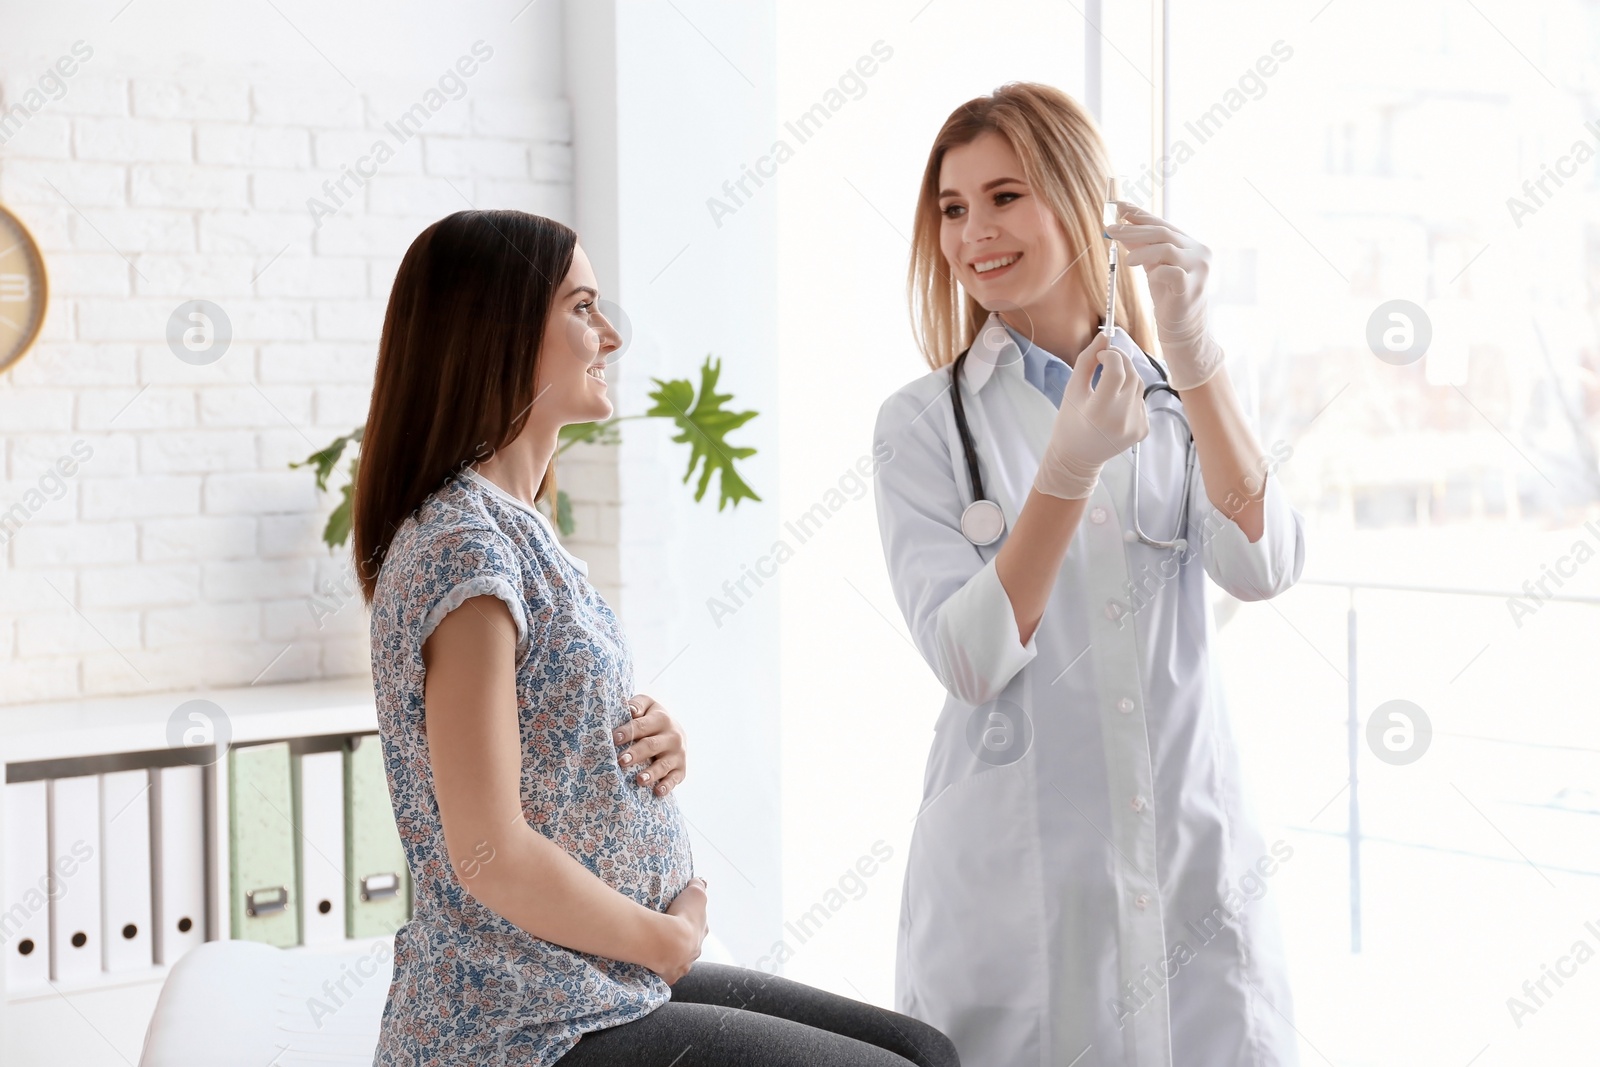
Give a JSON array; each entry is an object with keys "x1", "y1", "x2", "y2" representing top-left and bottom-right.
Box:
[
  {"x1": 138, "y1": 939, "x2": 394, "y2": 1066},
  {"x1": 138, "y1": 933, "x2": 737, "y2": 1065}
]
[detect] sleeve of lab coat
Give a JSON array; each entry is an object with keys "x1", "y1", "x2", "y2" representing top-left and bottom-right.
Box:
[
  {"x1": 1186, "y1": 438, "x2": 1307, "y2": 602},
  {"x1": 872, "y1": 387, "x2": 1039, "y2": 707}
]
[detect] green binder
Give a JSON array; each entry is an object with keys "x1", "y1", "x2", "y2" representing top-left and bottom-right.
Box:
[
  {"x1": 345, "y1": 734, "x2": 411, "y2": 937},
  {"x1": 228, "y1": 742, "x2": 301, "y2": 946}
]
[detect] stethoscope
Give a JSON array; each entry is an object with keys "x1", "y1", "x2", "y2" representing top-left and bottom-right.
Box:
[{"x1": 950, "y1": 340, "x2": 1196, "y2": 551}]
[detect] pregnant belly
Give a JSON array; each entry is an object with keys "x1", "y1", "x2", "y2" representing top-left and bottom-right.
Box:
[{"x1": 543, "y1": 790, "x2": 694, "y2": 912}]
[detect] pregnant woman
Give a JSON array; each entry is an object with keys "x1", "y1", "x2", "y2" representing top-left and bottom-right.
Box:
[{"x1": 354, "y1": 209, "x2": 959, "y2": 1067}]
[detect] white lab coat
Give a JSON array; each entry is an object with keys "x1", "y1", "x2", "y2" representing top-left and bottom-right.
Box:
[{"x1": 872, "y1": 314, "x2": 1307, "y2": 1067}]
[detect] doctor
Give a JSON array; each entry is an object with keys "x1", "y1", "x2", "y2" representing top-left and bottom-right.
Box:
[{"x1": 873, "y1": 83, "x2": 1307, "y2": 1067}]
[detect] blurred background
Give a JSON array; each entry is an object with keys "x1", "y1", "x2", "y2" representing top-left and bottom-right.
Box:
[{"x1": 0, "y1": 1, "x2": 1596, "y2": 1064}]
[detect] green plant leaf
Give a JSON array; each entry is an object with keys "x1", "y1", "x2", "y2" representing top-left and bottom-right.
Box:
[
  {"x1": 323, "y1": 456, "x2": 358, "y2": 550},
  {"x1": 646, "y1": 356, "x2": 760, "y2": 510},
  {"x1": 291, "y1": 426, "x2": 364, "y2": 492},
  {"x1": 555, "y1": 488, "x2": 575, "y2": 536},
  {"x1": 558, "y1": 419, "x2": 622, "y2": 451}
]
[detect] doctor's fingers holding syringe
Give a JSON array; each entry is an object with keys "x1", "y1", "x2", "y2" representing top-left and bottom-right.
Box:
[
  {"x1": 993, "y1": 333, "x2": 1149, "y2": 645},
  {"x1": 1033, "y1": 333, "x2": 1150, "y2": 501}
]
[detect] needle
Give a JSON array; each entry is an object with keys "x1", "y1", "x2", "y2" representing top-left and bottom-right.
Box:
[{"x1": 1102, "y1": 177, "x2": 1118, "y2": 341}]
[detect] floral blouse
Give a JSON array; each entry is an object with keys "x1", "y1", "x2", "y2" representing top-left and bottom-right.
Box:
[{"x1": 368, "y1": 467, "x2": 695, "y2": 1067}]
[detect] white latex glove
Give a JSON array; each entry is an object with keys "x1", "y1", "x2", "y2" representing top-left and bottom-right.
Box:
[
  {"x1": 1106, "y1": 201, "x2": 1225, "y2": 391},
  {"x1": 1033, "y1": 334, "x2": 1150, "y2": 500}
]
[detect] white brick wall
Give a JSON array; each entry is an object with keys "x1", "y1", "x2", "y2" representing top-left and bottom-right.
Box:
[{"x1": 0, "y1": 61, "x2": 616, "y2": 704}]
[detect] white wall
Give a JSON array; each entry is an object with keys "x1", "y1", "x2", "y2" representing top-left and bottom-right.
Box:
[
  {"x1": 774, "y1": 0, "x2": 1100, "y2": 1005},
  {"x1": 0, "y1": 1, "x2": 603, "y2": 701},
  {"x1": 564, "y1": 0, "x2": 783, "y2": 970}
]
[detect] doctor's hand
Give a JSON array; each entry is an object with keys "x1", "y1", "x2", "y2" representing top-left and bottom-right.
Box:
[
  {"x1": 1106, "y1": 201, "x2": 1226, "y2": 391},
  {"x1": 616, "y1": 694, "x2": 687, "y2": 796},
  {"x1": 1033, "y1": 334, "x2": 1149, "y2": 500}
]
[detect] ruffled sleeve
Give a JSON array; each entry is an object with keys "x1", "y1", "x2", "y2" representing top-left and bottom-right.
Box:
[{"x1": 410, "y1": 526, "x2": 532, "y2": 662}]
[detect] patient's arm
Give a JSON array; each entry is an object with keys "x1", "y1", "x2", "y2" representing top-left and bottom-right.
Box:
[{"x1": 423, "y1": 594, "x2": 704, "y2": 978}]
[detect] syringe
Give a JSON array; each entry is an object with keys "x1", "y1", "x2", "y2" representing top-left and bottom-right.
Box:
[{"x1": 1101, "y1": 177, "x2": 1118, "y2": 341}]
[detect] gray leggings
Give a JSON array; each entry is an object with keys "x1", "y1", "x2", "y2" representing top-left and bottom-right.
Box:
[{"x1": 553, "y1": 962, "x2": 960, "y2": 1067}]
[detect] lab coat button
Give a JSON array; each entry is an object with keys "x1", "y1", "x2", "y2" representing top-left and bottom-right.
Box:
[
  {"x1": 1135, "y1": 893, "x2": 1150, "y2": 910},
  {"x1": 1116, "y1": 697, "x2": 1134, "y2": 714},
  {"x1": 1090, "y1": 506, "x2": 1107, "y2": 525},
  {"x1": 1131, "y1": 795, "x2": 1146, "y2": 812}
]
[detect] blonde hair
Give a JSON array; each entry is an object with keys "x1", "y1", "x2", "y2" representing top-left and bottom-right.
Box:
[{"x1": 907, "y1": 81, "x2": 1155, "y2": 370}]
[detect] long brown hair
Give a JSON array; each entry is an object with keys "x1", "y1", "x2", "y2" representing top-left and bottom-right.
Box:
[
  {"x1": 907, "y1": 81, "x2": 1155, "y2": 369},
  {"x1": 353, "y1": 209, "x2": 576, "y2": 602}
]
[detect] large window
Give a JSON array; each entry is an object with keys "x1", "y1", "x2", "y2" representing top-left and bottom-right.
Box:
[
  {"x1": 776, "y1": 0, "x2": 1600, "y2": 1057},
  {"x1": 1175, "y1": 1, "x2": 1600, "y2": 1061}
]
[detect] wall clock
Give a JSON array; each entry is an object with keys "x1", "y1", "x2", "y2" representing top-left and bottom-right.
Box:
[{"x1": 0, "y1": 204, "x2": 48, "y2": 375}]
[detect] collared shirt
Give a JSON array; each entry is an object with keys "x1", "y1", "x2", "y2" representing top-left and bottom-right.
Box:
[
  {"x1": 1002, "y1": 321, "x2": 1071, "y2": 408},
  {"x1": 1001, "y1": 320, "x2": 1106, "y2": 409}
]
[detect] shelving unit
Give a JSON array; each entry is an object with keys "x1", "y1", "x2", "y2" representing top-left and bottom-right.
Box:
[{"x1": 0, "y1": 677, "x2": 382, "y2": 1067}]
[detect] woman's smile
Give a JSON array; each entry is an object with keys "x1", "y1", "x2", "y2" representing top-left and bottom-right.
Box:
[{"x1": 970, "y1": 251, "x2": 1023, "y2": 280}]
